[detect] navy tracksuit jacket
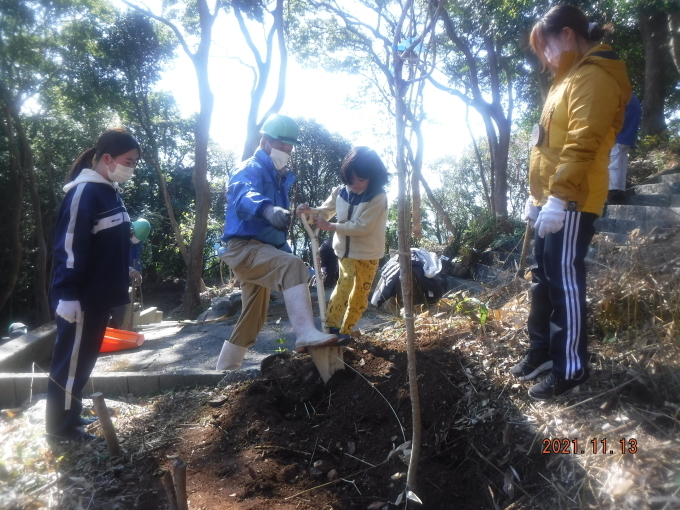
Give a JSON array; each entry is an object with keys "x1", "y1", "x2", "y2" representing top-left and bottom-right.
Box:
[{"x1": 47, "y1": 170, "x2": 130, "y2": 436}]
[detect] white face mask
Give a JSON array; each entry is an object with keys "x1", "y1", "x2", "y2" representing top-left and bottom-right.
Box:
[
  {"x1": 265, "y1": 141, "x2": 290, "y2": 171},
  {"x1": 131, "y1": 235, "x2": 141, "y2": 245},
  {"x1": 543, "y1": 39, "x2": 568, "y2": 68},
  {"x1": 107, "y1": 159, "x2": 135, "y2": 183}
]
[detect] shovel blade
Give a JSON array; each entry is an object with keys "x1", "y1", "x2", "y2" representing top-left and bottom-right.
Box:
[{"x1": 309, "y1": 346, "x2": 344, "y2": 383}]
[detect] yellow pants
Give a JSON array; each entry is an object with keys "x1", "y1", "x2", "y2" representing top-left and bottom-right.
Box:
[{"x1": 326, "y1": 258, "x2": 379, "y2": 335}]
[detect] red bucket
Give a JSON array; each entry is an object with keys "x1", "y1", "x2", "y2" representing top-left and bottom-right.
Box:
[{"x1": 100, "y1": 327, "x2": 145, "y2": 353}]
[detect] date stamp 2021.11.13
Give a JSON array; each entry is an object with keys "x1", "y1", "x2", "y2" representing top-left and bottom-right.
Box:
[{"x1": 542, "y1": 438, "x2": 638, "y2": 455}]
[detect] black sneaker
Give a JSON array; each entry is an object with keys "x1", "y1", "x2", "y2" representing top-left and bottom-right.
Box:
[
  {"x1": 528, "y1": 368, "x2": 590, "y2": 401},
  {"x1": 606, "y1": 189, "x2": 626, "y2": 205},
  {"x1": 76, "y1": 415, "x2": 98, "y2": 426},
  {"x1": 47, "y1": 427, "x2": 98, "y2": 445},
  {"x1": 510, "y1": 350, "x2": 553, "y2": 381},
  {"x1": 328, "y1": 327, "x2": 352, "y2": 346}
]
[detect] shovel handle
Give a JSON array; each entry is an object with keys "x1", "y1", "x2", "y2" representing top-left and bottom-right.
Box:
[{"x1": 300, "y1": 214, "x2": 328, "y2": 331}]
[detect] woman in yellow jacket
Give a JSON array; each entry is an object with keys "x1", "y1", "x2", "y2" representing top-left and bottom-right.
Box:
[{"x1": 511, "y1": 4, "x2": 632, "y2": 400}]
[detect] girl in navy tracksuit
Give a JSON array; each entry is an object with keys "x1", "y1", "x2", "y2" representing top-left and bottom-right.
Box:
[{"x1": 47, "y1": 129, "x2": 140, "y2": 441}]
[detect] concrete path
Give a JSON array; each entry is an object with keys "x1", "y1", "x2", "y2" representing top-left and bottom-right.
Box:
[{"x1": 92, "y1": 288, "x2": 398, "y2": 376}]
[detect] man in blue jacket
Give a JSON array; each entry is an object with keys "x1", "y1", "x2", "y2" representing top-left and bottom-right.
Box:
[
  {"x1": 216, "y1": 115, "x2": 338, "y2": 370},
  {"x1": 607, "y1": 93, "x2": 641, "y2": 205}
]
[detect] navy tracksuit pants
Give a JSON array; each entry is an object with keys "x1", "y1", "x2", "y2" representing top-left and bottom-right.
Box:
[
  {"x1": 528, "y1": 210, "x2": 597, "y2": 381},
  {"x1": 46, "y1": 309, "x2": 109, "y2": 436}
]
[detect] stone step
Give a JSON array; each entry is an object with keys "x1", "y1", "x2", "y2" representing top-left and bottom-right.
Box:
[
  {"x1": 604, "y1": 205, "x2": 680, "y2": 223},
  {"x1": 662, "y1": 173, "x2": 680, "y2": 184},
  {"x1": 626, "y1": 194, "x2": 672, "y2": 207},
  {"x1": 595, "y1": 217, "x2": 676, "y2": 236},
  {"x1": 634, "y1": 182, "x2": 680, "y2": 195},
  {"x1": 640, "y1": 166, "x2": 680, "y2": 184}
]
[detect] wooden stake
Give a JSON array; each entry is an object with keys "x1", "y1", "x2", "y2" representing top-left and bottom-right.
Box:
[
  {"x1": 161, "y1": 471, "x2": 178, "y2": 510},
  {"x1": 90, "y1": 392, "x2": 122, "y2": 457},
  {"x1": 173, "y1": 458, "x2": 189, "y2": 510}
]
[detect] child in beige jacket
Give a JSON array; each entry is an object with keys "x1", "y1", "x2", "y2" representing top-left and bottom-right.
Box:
[{"x1": 297, "y1": 147, "x2": 389, "y2": 335}]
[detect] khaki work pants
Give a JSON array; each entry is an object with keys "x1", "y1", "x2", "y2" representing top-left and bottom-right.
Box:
[{"x1": 220, "y1": 238, "x2": 308, "y2": 348}]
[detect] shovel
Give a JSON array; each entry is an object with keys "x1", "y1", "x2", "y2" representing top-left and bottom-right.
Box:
[{"x1": 300, "y1": 208, "x2": 344, "y2": 383}]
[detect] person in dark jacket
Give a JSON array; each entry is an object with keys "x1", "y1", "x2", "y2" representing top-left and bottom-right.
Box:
[
  {"x1": 319, "y1": 238, "x2": 339, "y2": 288},
  {"x1": 607, "y1": 93, "x2": 641, "y2": 204},
  {"x1": 47, "y1": 129, "x2": 140, "y2": 442},
  {"x1": 109, "y1": 218, "x2": 151, "y2": 329}
]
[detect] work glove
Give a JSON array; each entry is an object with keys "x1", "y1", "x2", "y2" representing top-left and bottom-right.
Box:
[
  {"x1": 56, "y1": 299, "x2": 83, "y2": 323},
  {"x1": 534, "y1": 196, "x2": 566, "y2": 238},
  {"x1": 296, "y1": 203, "x2": 311, "y2": 217},
  {"x1": 129, "y1": 267, "x2": 142, "y2": 283},
  {"x1": 523, "y1": 196, "x2": 539, "y2": 228},
  {"x1": 263, "y1": 205, "x2": 291, "y2": 231}
]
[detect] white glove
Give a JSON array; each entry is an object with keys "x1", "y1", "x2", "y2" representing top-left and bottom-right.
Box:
[
  {"x1": 263, "y1": 205, "x2": 291, "y2": 230},
  {"x1": 523, "y1": 196, "x2": 539, "y2": 227},
  {"x1": 535, "y1": 196, "x2": 566, "y2": 238},
  {"x1": 56, "y1": 299, "x2": 83, "y2": 323},
  {"x1": 129, "y1": 267, "x2": 142, "y2": 283}
]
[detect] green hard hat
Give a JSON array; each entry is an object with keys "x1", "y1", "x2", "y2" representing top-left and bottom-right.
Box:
[
  {"x1": 9, "y1": 322, "x2": 27, "y2": 338},
  {"x1": 132, "y1": 219, "x2": 151, "y2": 242},
  {"x1": 260, "y1": 114, "x2": 300, "y2": 145}
]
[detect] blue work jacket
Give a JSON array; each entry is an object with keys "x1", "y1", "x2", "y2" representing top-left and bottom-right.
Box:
[{"x1": 221, "y1": 149, "x2": 295, "y2": 252}]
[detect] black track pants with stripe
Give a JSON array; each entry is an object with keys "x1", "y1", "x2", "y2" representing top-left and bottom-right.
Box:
[
  {"x1": 46, "y1": 310, "x2": 109, "y2": 435},
  {"x1": 528, "y1": 211, "x2": 597, "y2": 380}
]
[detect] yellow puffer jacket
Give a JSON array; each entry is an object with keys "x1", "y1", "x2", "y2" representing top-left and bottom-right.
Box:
[{"x1": 530, "y1": 44, "x2": 632, "y2": 216}]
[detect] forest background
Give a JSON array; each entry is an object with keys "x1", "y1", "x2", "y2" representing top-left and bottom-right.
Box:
[{"x1": 2, "y1": 0, "x2": 679, "y2": 331}]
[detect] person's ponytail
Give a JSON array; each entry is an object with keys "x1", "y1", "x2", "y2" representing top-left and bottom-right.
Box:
[
  {"x1": 66, "y1": 147, "x2": 96, "y2": 182},
  {"x1": 588, "y1": 22, "x2": 613, "y2": 42}
]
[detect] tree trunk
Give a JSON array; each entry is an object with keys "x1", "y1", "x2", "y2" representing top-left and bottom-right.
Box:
[
  {"x1": 639, "y1": 9, "x2": 668, "y2": 137},
  {"x1": 237, "y1": 0, "x2": 287, "y2": 161},
  {"x1": 412, "y1": 173, "x2": 422, "y2": 238},
  {"x1": 419, "y1": 177, "x2": 455, "y2": 238},
  {"x1": 149, "y1": 152, "x2": 190, "y2": 265},
  {"x1": 464, "y1": 108, "x2": 491, "y2": 212},
  {"x1": 668, "y1": 11, "x2": 680, "y2": 75},
  {"x1": 393, "y1": 3, "x2": 422, "y2": 494},
  {"x1": 135, "y1": 93, "x2": 191, "y2": 267},
  {"x1": 407, "y1": 116, "x2": 456, "y2": 238},
  {"x1": 184, "y1": 1, "x2": 216, "y2": 316},
  {"x1": 0, "y1": 104, "x2": 24, "y2": 314},
  {"x1": 15, "y1": 117, "x2": 50, "y2": 324},
  {"x1": 492, "y1": 116, "x2": 511, "y2": 221}
]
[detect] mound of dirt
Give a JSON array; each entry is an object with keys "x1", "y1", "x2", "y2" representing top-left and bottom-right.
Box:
[{"x1": 142, "y1": 328, "x2": 549, "y2": 510}]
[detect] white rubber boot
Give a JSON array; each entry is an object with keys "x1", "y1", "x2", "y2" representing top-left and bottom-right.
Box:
[
  {"x1": 283, "y1": 283, "x2": 338, "y2": 353},
  {"x1": 216, "y1": 341, "x2": 247, "y2": 370}
]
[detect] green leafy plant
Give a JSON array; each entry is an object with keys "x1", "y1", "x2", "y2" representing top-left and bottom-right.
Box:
[{"x1": 272, "y1": 318, "x2": 288, "y2": 352}]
